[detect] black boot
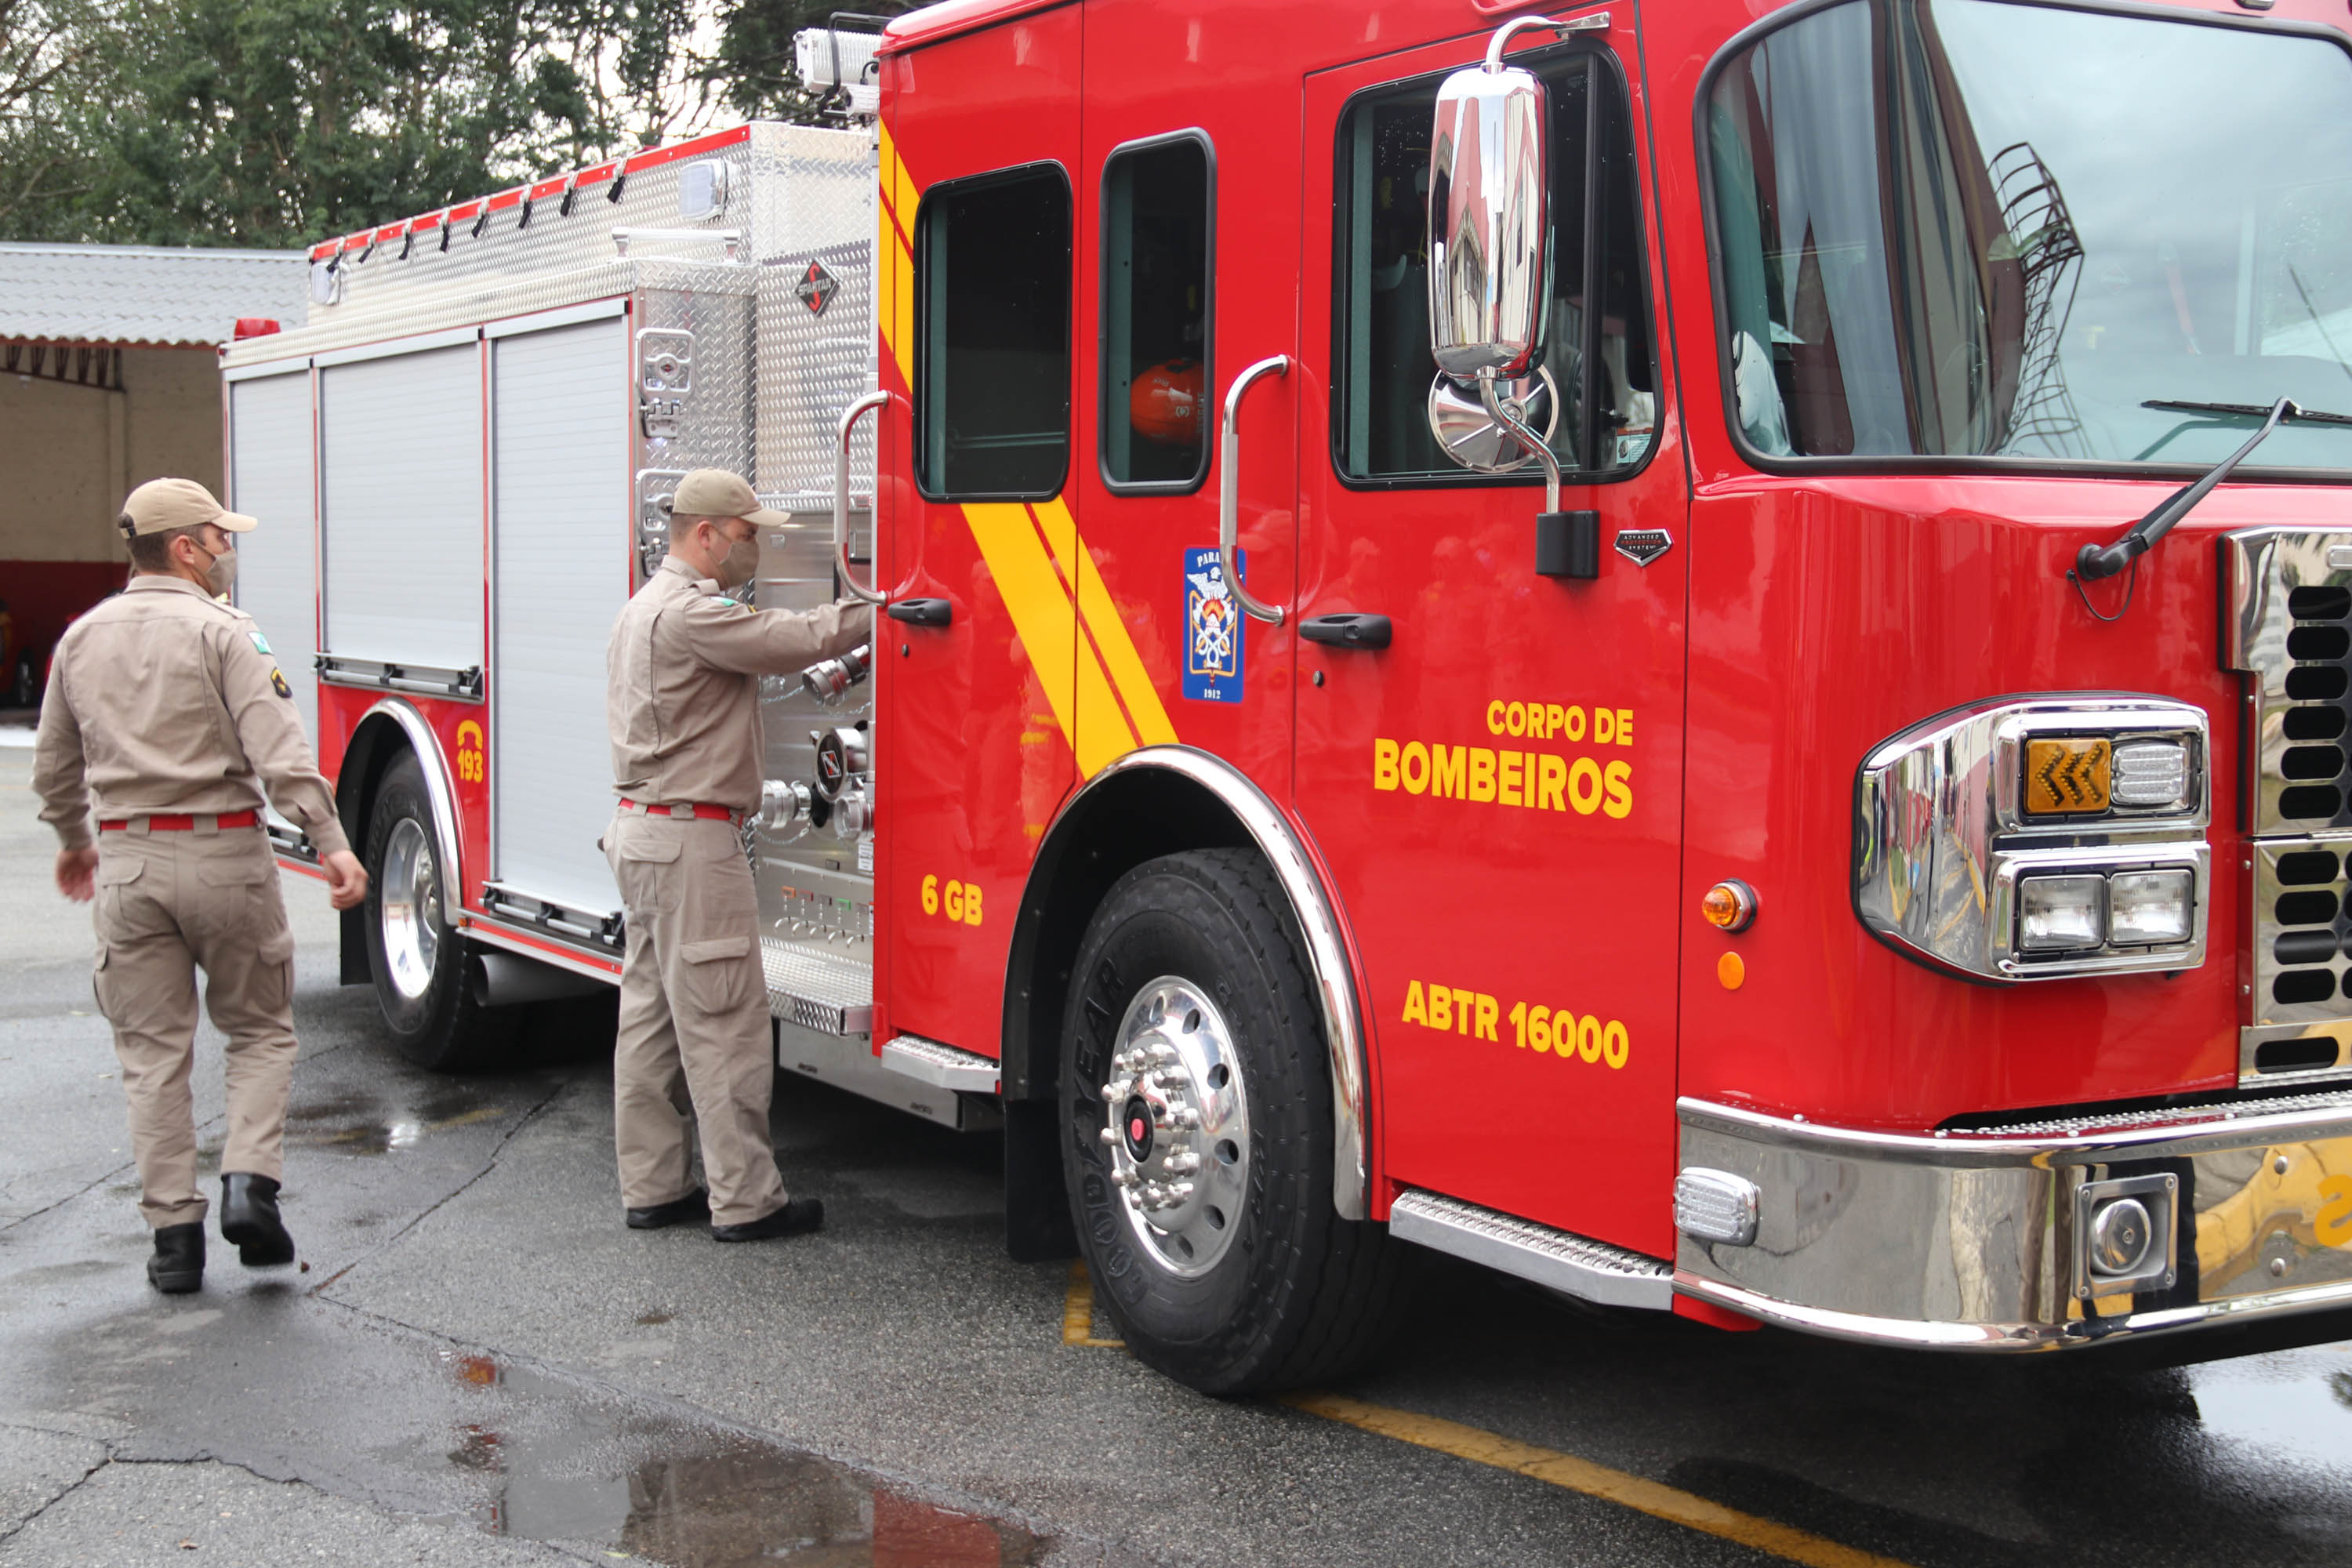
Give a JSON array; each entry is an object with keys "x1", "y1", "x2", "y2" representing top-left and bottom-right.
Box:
[
  {"x1": 147, "y1": 1223, "x2": 204, "y2": 1294},
  {"x1": 219, "y1": 1173, "x2": 296, "y2": 1267},
  {"x1": 710, "y1": 1197, "x2": 824, "y2": 1243},
  {"x1": 626, "y1": 1187, "x2": 710, "y2": 1230}
]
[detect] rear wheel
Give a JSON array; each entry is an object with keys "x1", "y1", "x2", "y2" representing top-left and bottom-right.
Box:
[
  {"x1": 1060, "y1": 848, "x2": 1403, "y2": 1394},
  {"x1": 364, "y1": 753, "x2": 516, "y2": 1070}
]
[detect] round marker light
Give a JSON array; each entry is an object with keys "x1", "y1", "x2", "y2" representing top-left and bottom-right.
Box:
[
  {"x1": 1701, "y1": 880, "x2": 1759, "y2": 934},
  {"x1": 2089, "y1": 1196, "x2": 2154, "y2": 1276}
]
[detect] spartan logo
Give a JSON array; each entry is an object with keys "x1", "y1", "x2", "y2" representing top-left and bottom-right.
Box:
[{"x1": 795, "y1": 260, "x2": 839, "y2": 316}]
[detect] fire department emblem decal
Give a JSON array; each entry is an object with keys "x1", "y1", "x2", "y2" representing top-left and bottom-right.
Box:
[
  {"x1": 794, "y1": 260, "x2": 839, "y2": 316},
  {"x1": 1182, "y1": 546, "x2": 1244, "y2": 704}
]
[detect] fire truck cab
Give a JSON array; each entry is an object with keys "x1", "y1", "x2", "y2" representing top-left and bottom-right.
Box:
[{"x1": 227, "y1": 0, "x2": 2352, "y2": 1392}]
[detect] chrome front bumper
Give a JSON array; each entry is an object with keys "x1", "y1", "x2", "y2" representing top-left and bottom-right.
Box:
[{"x1": 1675, "y1": 1091, "x2": 2352, "y2": 1349}]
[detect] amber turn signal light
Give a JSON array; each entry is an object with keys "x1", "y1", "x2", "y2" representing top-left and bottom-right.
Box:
[
  {"x1": 2024, "y1": 737, "x2": 2111, "y2": 815},
  {"x1": 1701, "y1": 879, "x2": 1759, "y2": 934}
]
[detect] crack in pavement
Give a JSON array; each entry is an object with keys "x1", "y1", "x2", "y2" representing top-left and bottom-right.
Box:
[
  {"x1": 0, "y1": 1436, "x2": 619, "y2": 1564},
  {"x1": 0, "y1": 1036, "x2": 364, "y2": 1239},
  {"x1": 306, "y1": 1073, "x2": 570, "y2": 1297},
  {"x1": 0, "y1": 1442, "x2": 111, "y2": 1545}
]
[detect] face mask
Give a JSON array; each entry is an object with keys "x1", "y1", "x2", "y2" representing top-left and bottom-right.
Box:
[
  {"x1": 715, "y1": 529, "x2": 759, "y2": 590},
  {"x1": 198, "y1": 538, "x2": 238, "y2": 597}
]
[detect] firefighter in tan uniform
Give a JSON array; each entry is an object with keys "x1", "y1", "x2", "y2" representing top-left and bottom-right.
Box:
[
  {"x1": 34, "y1": 478, "x2": 370, "y2": 1295},
  {"x1": 606, "y1": 469, "x2": 871, "y2": 1240}
]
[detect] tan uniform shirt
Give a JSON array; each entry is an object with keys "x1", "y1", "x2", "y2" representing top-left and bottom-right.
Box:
[
  {"x1": 607, "y1": 555, "x2": 872, "y2": 812},
  {"x1": 33, "y1": 575, "x2": 350, "y2": 857}
]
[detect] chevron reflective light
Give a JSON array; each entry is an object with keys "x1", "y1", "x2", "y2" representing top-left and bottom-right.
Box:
[{"x1": 2024, "y1": 736, "x2": 2111, "y2": 815}]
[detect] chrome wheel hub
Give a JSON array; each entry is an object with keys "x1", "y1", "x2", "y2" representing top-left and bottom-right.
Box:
[
  {"x1": 379, "y1": 818, "x2": 442, "y2": 1002},
  {"x1": 1098, "y1": 977, "x2": 1250, "y2": 1278}
]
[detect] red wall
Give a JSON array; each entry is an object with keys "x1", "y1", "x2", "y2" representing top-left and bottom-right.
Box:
[{"x1": 0, "y1": 560, "x2": 123, "y2": 677}]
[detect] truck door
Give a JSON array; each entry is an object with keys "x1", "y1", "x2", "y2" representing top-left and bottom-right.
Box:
[
  {"x1": 1292, "y1": 31, "x2": 1689, "y2": 1258},
  {"x1": 1070, "y1": 3, "x2": 1305, "y2": 804},
  {"x1": 877, "y1": 13, "x2": 1083, "y2": 1054}
]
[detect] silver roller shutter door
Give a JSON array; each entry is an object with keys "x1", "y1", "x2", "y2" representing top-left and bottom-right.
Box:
[
  {"x1": 490, "y1": 316, "x2": 630, "y2": 917},
  {"x1": 228, "y1": 370, "x2": 318, "y2": 742},
  {"x1": 321, "y1": 343, "x2": 484, "y2": 670}
]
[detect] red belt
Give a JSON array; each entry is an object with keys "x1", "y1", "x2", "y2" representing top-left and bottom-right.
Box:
[
  {"x1": 619, "y1": 798, "x2": 743, "y2": 824},
  {"x1": 99, "y1": 810, "x2": 260, "y2": 833}
]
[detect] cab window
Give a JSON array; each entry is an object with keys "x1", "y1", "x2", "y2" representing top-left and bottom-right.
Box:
[
  {"x1": 1101, "y1": 132, "x2": 1213, "y2": 491},
  {"x1": 1334, "y1": 53, "x2": 1657, "y2": 484},
  {"x1": 914, "y1": 164, "x2": 1073, "y2": 499}
]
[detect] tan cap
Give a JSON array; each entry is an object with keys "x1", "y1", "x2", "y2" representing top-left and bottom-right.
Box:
[
  {"x1": 120, "y1": 477, "x2": 257, "y2": 538},
  {"x1": 670, "y1": 469, "x2": 787, "y2": 528}
]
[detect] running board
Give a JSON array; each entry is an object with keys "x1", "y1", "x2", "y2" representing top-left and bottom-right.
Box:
[
  {"x1": 1388, "y1": 1189, "x2": 1673, "y2": 1311},
  {"x1": 880, "y1": 1033, "x2": 1000, "y2": 1094}
]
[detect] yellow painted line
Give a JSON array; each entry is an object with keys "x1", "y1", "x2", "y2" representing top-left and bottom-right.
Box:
[
  {"x1": 1285, "y1": 1393, "x2": 1917, "y2": 1568},
  {"x1": 1062, "y1": 1261, "x2": 1126, "y2": 1348}
]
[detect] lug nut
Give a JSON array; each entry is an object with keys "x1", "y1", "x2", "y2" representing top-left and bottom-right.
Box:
[
  {"x1": 1163, "y1": 1152, "x2": 1200, "y2": 1174},
  {"x1": 1174, "y1": 1109, "x2": 1201, "y2": 1129},
  {"x1": 1099, "y1": 1127, "x2": 1117, "y2": 1147},
  {"x1": 1100, "y1": 1083, "x2": 1123, "y2": 1103}
]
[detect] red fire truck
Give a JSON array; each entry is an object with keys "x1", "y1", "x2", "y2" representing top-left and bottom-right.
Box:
[{"x1": 224, "y1": 0, "x2": 2352, "y2": 1391}]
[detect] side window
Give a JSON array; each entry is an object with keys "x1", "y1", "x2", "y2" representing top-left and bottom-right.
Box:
[
  {"x1": 1101, "y1": 132, "x2": 1213, "y2": 490},
  {"x1": 914, "y1": 165, "x2": 1073, "y2": 499},
  {"x1": 1334, "y1": 54, "x2": 1657, "y2": 484}
]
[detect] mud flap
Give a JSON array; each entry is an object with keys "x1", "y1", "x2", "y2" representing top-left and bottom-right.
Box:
[{"x1": 1003, "y1": 1098, "x2": 1078, "y2": 1262}]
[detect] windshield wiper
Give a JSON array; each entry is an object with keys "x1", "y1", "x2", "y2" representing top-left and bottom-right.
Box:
[{"x1": 2075, "y1": 397, "x2": 2352, "y2": 582}]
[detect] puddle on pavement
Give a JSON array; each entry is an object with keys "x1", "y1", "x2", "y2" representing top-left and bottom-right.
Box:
[
  {"x1": 285, "y1": 1089, "x2": 511, "y2": 1155},
  {"x1": 433, "y1": 1349, "x2": 1042, "y2": 1566}
]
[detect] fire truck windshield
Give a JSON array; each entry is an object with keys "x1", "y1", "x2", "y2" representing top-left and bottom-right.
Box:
[{"x1": 1706, "y1": 0, "x2": 2352, "y2": 473}]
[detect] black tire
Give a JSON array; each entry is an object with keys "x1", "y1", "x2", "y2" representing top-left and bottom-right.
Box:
[
  {"x1": 1060, "y1": 848, "x2": 1405, "y2": 1395},
  {"x1": 362, "y1": 753, "x2": 517, "y2": 1070}
]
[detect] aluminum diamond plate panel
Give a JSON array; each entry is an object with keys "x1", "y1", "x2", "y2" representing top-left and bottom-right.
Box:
[
  {"x1": 759, "y1": 240, "x2": 876, "y2": 510},
  {"x1": 761, "y1": 935, "x2": 874, "y2": 1034}
]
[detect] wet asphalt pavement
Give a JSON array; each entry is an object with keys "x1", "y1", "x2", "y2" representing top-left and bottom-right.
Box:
[{"x1": 5, "y1": 739, "x2": 2352, "y2": 1568}]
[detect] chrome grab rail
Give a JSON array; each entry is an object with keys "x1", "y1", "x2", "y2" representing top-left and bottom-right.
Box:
[
  {"x1": 1218, "y1": 354, "x2": 1291, "y2": 626},
  {"x1": 833, "y1": 389, "x2": 906, "y2": 605}
]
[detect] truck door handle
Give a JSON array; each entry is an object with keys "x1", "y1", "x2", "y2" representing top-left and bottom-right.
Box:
[
  {"x1": 1218, "y1": 354, "x2": 1292, "y2": 626},
  {"x1": 887, "y1": 598, "x2": 952, "y2": 627},
  {"x1": 1298, "y1": 612, "x2": 1391, "y2": 650},
  {"x1": 834, "y1": 389, "x2": 916, "y2": 604}
]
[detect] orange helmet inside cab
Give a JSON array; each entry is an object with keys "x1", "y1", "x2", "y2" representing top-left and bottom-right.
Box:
[{"x1": 1129, "y1": 358, "x2": 1203, "y2": 448}]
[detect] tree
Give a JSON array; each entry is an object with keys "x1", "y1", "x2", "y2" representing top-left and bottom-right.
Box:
[
  {"x1": 0, "y1": 0, "x2": 906, "y2": 248},
  {"x1": 0, "y1": 0, "x2": 107, "y2": 233}
]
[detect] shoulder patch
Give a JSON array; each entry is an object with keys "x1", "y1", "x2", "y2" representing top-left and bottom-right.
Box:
[
  {"x1": 249, "y1": 630, "x2": 272, "y2": 656},
  {"x1": 270, "y1": 667, "x2": 292, "y2": 700}
]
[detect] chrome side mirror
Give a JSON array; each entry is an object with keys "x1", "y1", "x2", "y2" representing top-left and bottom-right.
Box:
[
  {"x1": 1428, "y1": 24, "x2": 1555, "y2": 382},
  {"x1": 1426, "y1": 13, "x2": 1607, "y2": 561}
]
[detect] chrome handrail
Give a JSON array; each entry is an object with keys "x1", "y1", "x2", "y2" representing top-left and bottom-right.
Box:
[
  {"x1": 834, "y1": 389, "x2": 900, "y2": 604},
  {"x1": 1218, "y1": 354, "x2": 1291, "y2": 626}
]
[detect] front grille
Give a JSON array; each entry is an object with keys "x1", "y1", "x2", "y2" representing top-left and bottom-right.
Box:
[{"x1": 2224, "y1": 528, "x2": 2352, "y2": 1087}]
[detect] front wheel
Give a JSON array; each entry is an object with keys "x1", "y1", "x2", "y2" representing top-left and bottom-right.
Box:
[
  {"x1": 1060, "y1": 848, "x2": 1403, "y2": 1395},
  {"x1": 364, "y1": 753, "x2": 515, "y2": 1070}
]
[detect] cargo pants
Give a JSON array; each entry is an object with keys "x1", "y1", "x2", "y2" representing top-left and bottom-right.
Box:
[
  {"x1": 606, "y1": 810, "x2": 789, "y2": 1228},
  {"x1": 90, "y1": 822, "x2": 298, "y2": 1229}
]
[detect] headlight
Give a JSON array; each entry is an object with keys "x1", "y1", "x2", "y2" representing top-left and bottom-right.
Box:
[
  {"x1": 2019, "y1": 874, "x2": 2106, "y2": 951},
  {"x1": 1856, "y1": 697, "x2": 2209, "y2": 982},
  {"x1": 2109, "y1": 868, "x2": 2196, "y2": 945}
]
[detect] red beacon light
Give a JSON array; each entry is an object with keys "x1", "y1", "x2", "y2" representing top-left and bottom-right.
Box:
[{"x1": 233, "y1": 318, "x2": 281, "y2": 340}]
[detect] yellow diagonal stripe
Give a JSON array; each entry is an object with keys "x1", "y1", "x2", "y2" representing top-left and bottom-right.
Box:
[
  {"x1": 875, "y1": 122, "x2": 1178, "y2": 777},
  {"x1": 877, "y1": 119, "x2": 916, "y2": 250},
  {"x1": 1032, "y1": 495, "x2": 1178, "y2": 747},
  {"x1": 1284, "y1": 1392, "x2": 1918, "y2": 1568},
  {"x1": 962, "y1": 502, "x2": 1084, "y2": 760}
]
